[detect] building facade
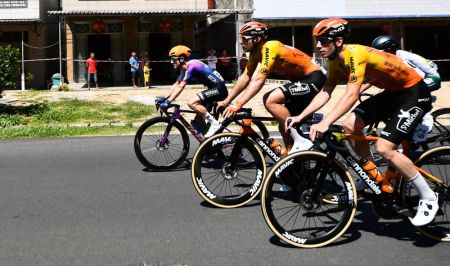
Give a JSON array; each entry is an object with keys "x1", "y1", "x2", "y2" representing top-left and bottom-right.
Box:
[
  {"x1": 253, "y1": 0, "x2": 450, "y2": 78},
  {"x1": 0, "y1": 0, "x2": 60, "y2": 88},
  {"x1": 50, "y1": 0, "x2": 252, "y2": 85}
]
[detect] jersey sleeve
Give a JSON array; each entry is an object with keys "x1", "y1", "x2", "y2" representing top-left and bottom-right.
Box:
[
  {"x1": 346, "y1": 45, "x2": 367, "y2": 87},
  {"x1": 244, "y1": 53, "x2": 259, "y2": 77},
  {"x1": 256, "y1": 41, "x2": 279, "y2": 78}
]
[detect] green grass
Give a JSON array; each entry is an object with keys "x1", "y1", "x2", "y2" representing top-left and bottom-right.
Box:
[
  {"x1": 0, "y1": 125, "x2": 137, "y2": 139},
  {"x1": 0, "y1": 99, "x2": 156, "y2": 138}
]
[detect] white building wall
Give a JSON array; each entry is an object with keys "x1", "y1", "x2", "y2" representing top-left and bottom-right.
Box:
[
  {"x1": 0, "y1": 0, "x2": 40, "y2": 20},
  {"x1": 62, "y1": 0, "x2": 208, "y2": 11},
  {"x1": 253, "y1": 0, "x2": 450, "y2": 19}
]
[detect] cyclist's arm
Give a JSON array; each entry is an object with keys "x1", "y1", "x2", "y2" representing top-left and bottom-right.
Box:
[
  {"x1": 322, "y1": 83, "x2": 360, "y2": 126},
  {"x1": 234, "y1": 75, "x2": 266, "y2": 106},
  {"x1": 293, "y1": 85, "x2": 335, "y2": 123},
  {"x1": 167, "y1": 81, "x2": 187, "y2": 102},
  {"x1": 221, "y1": 70, "x2": 251, "y2": 104}
]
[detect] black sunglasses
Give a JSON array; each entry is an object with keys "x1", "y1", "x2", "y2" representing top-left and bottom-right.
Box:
[{"x1": 316, "y1": 37, "x2": 334, "y2": 45}]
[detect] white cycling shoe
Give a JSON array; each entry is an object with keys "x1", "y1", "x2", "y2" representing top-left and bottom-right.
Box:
[
  {"x1": 288, "y1": 139, "x2": 314, "y2": 155},
  {"x1": 410, "y1": 192, "x2": 439, "y2": 227},
  {"x1": 204, "y1": 123, "x2": 221, "y2": 138},
  {"x1": 279, "y1": 184, "x2": 292, "y2": 192}
]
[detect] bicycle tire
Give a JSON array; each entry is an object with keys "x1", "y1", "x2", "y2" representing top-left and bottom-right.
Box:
[
  {"x1": 261, "y1": 151, "x2": 357, "y2": 248},
  {"x1": 134, "y1": 116, "x2": 190, "y2": 171},
  {"x1": 400, "y1": 146, "x2": 450, "y2": 241},
  {"x1": 191, "y1": 132, "x2": 266, "y2": 208},
  {"x1": 425, "y1": 108, "x2": 450, "y2": 148}
]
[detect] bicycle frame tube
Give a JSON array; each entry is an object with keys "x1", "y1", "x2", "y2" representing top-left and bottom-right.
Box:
[{"x1": 341, "y1": 132, "x2": 446, "y2": 186}]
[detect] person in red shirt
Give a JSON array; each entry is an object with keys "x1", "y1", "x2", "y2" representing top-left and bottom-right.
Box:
[{"x1": 86, "y1": 52, "x2": 99, "y2": 90}]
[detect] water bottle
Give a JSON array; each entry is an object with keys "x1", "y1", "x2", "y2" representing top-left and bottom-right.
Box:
[
  {"x1": 381, "y1": 167, "x2": 398, "y2": 193},
  {"x1": 267, "y1": 138, "x2": 287, "y2": 156},
  {"x1": 360, "y1": 158, "x2": 383, "y2": 183}
]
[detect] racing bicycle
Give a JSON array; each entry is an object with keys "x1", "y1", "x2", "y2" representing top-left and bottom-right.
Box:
[
  {"x1": 260, "y1": 127, "x2": 450, "y2": 248},
  {"x1": 191, "y1": 112, "x2": 321, "y2": 208},
  {"x1": 134, "y1": 100, "x2": 269, "y2": 171}
]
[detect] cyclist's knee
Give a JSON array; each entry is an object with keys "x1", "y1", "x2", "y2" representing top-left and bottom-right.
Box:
[
  {"x1": 263, "y1": 89, "x2": 284, "y2": 108},
  {"x1": 342, "y1": 113, "x2": 364, "y2": 134},
  {"x1": 188, "y1": 98, "x2": 199, "y2": 109},
  {"x1": 376, "y1": 139, "x2": 397, "y2": 159}
]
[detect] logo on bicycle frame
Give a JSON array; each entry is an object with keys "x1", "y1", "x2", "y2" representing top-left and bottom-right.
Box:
[{"x1": 396, "y1": 107, "x2": 423, "y2": 134}]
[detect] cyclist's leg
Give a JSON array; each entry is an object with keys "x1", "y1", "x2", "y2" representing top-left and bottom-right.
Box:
[
  {"x1": 377, "y1": 81, "x2": 436, "y2": 226},
  {"x1": 263, "y1": 87, "x2": 293, "y2": 148},
  {"x1": 351, "y1": 90, "x2": 393, "y2": 160},
  {"x1": 196, "y1": 84, "x2": 228, "y2": 137}
]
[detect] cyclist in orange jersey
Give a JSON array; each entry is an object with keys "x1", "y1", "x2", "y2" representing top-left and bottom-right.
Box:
[
  {"x1": 286, "y1": 18, "x2": 438, "y2": 226},
  {"x1": 217, "y1": 21, "x2": 327, "y2": 153}
]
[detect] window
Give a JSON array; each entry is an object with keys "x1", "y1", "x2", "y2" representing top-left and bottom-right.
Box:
[{"x1": 0, "y1": 0, "x2": 28, "y2": 8}]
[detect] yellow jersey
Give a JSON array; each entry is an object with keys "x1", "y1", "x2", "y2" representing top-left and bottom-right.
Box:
[
  {"x1": 326, "y1": 44, "x2": 422, "y2": 91},
  {"x1": 245, "y1": 40, "x2": 321, "y2": 82}
]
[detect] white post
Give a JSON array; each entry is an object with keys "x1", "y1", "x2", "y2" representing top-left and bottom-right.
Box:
[
  {"x1": 59, "y1": 16, "x2": 64, "y2": 85},
  {"x1": 21, "y1": 29, "x2": 25, "y2": 91},
  {"x1": 234, "y1": 0, "x2": 240, "y2": 76}
]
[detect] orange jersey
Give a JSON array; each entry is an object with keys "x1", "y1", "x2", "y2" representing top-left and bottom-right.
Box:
[
  {"x1": 245, "y1": 40, "x2": 321, "y2": 82},
  {"x1": 326, "y1": 44, "x2": 422, "y2": 91}
]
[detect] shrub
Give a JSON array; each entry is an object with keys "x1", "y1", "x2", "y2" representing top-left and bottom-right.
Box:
[{"x1": 0, "y1": 45, "x2": 20, "y2": 94}]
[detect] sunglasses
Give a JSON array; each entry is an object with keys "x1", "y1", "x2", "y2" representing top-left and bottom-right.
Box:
[
  {"x1": 239, "y1": 35, "x2": 253, "y2": 42},
  {"x1": 315, "y1": 37, "x2": 334, "y2": 45},
  {"x1": 170, "y1": 57, "x2": 179, "y2": 63}
]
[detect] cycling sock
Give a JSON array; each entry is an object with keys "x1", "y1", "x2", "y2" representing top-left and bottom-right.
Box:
[
  {"x1": 289, "y1": 129, "x2": 310, "y2": 144},
  {"x1": 410, "y1": 172, "x2": 437, "y2": 200},
  {"x1": 204, "y1": 113, "x2": 219, "y2": 125}
]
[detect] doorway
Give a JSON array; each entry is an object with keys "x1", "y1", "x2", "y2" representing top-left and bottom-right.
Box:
[
  {"x1": 148, "y1": 33, "x2": 171, "y2": 83},
  {"x1": 88, "y1": 35, "x2": 112, "y2": 83}
]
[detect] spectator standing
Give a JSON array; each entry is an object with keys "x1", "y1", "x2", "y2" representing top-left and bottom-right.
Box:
[
  {"x1": 144, "y1": 61, "x2": 152, "y2": 88},
  {"x1": 217, "y1": 48, "x2": 231, "y2": 82},
  {"x1": 239, "y1": 52, "x2": 248, "y2": 74},
  {"x1": 129, "y1": 51, "x2": 139, "y2": 88},
  {"x1": 85, "y1": 52, "x2": 99, "y2": 90},
  {"x1": 207, "y1": 49, "x2": 218, "y2": 70}
]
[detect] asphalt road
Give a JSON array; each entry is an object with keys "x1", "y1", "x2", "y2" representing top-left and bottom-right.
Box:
[{"x1": 0, "y1": 136, "x2": 448, "y2": 266}]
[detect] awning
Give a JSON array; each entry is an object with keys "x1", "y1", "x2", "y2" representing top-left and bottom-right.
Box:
[
  {"x1": 48, "y1": 9, "x2": 253, "y2": 16},
  {"x1": 0, "y1": 19, "x2": 41, "y2": 23},
  {"x1": 253, "y1": 0, "x2": 450, "y2": 19}
]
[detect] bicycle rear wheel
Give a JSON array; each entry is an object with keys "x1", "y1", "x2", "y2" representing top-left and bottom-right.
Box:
[
  {"x1": 261, "y1": 152, "x2": 357, "y2": 248},
  {"x1": 426, "y1": 108, "x2": 450, "y2": 148},
  {"x1": 400, "y1": 146, "x2": 450, "y2": 241},
  {"x1": 134, "y1": 116, "x2": 190, "y2": 171},
  {"x1": 191, "y1": 132, "x2": 266, "y2": 208}
]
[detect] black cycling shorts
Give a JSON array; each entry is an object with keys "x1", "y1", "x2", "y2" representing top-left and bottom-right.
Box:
[
  {"x1": 279, "y1": 70, "x2": 326, "y2": 116},
  {"x1": 353, "y1": 80, "x2": 432, "y2": 145},
  {"x1": 197, "y1": 83, "x2": 228, "y2": 111}
]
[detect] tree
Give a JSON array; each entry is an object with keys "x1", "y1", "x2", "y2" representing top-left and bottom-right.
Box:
[{"x1": 0, "y1": 45, "x2": 20, "y2": 96}]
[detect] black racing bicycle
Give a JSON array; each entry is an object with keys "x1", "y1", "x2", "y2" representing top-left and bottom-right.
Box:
[
  {"x1": 191, "y1": 112, "x2": 321, "y2": 208},
  {"x1": 134, "y1": 100, "x2": 269, "y2": 171},
  {"x1": 261, "y1": 127, "x2": 450, "y2": 248}
]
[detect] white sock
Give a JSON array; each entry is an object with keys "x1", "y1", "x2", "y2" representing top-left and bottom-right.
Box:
[
  {"x1": 204, "y1": 113, "x2": 219, "y2": 125},
  {"x1": 290, "y1": 129, "x2": 310, "y2": 144},
  {"x1": 410, "y1": 172, "x2": 437, "y2": 200}
]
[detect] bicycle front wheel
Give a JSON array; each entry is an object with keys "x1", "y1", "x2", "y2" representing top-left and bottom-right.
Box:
[
  {"x1": 400, "y1": 146, "x2": 450, "y2": 241},
  {"x1": 261, "y1": 151, "x2": 357, "y2": 248},
  {"x1": 134, "y1": 116, "x2": 190, "y2": 171},
  {"x1": 191, "y1": 132, "x2": 266, "y2": 208}
]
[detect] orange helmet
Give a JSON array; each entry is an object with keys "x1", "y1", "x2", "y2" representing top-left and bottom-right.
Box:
[
  {"x1": 313, "y1": 17, "x2": 350, "y2": 38},
  {"x1": 169, "y1": 45, "x2": 191, "y2": 63},
  {"x1": 239, "y1": 21, "x2": 268, "y2": 39}
]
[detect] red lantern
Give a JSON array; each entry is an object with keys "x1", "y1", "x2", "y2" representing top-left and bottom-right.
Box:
[
  {"x1": 158, "y1": 20, "x2": 172, "y2": 32},
  {"x1": 92, "y1": 19, "x2": 106, "y2": 35}
]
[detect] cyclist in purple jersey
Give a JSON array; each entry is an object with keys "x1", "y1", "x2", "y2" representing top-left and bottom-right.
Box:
[{"x1": 158, "y1": 45, "x2": 228, "y2": 137}]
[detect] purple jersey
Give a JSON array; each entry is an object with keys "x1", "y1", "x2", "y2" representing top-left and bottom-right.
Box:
[{"x1": 177, "y1": 60, "x2": 225, "y2": 89}]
